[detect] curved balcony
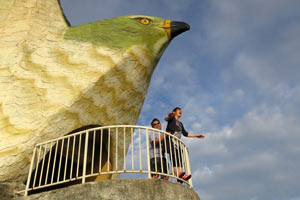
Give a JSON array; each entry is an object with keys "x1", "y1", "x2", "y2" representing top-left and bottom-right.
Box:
[{"x1": 22, "y1": 125, "x2": 193, "y2": 196}]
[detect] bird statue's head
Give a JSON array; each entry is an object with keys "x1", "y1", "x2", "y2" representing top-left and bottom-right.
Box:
[{"x1": 64, "y1": 15, "x2": 190, "y2": 63}]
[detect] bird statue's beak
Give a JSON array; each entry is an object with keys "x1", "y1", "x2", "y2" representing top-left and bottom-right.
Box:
[{"x1": 161, "y1": 20, "x2": 190, "y2": 39}]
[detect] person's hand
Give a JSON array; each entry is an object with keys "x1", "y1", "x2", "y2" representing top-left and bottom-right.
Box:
[
  {"x1": 165, "y1": 112, "x2": 175, "y2": 121},
  {"x1": 168, "y1": 112, "x2": 174, "y2": 118},
  {"x1": 196, "y1": 134, "x2": 205, "y2": 139}
]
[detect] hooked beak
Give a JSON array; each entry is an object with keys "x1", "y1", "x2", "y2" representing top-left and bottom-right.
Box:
[{"x1": 161, "y1": 20, "x2": 190, "y2": 39}]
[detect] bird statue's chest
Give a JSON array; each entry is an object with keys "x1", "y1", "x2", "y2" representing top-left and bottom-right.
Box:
[{"x1": 40, "y1": 41, "x2": 155, "y2": 125}]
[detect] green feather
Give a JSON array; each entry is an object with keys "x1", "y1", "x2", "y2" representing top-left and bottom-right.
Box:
[{"x1": 64, "y1": 15, "x2": 170, "y2": 58}]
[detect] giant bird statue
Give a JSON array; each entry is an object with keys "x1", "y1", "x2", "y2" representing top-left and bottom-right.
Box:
[{"x1": 0, "y1": 0, "x2": 190, "y2": 183}]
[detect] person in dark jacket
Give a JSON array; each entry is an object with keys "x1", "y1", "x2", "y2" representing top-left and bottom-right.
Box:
[{"x1": 165, "y1": 107, "x2": 205, "y2": 182}]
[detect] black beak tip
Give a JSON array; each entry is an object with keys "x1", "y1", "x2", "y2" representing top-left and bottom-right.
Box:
[
  {"x1": 185, "y1": 23, "x2": 191, "y2": 31},
  {"x1": 183, "y1": 22, "x2": 191, "y2": 31},
  {"x1": 171, "y1": 21, "x2": 190, "y2": 39}
]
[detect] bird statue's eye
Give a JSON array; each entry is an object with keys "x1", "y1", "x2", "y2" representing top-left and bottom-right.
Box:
[{"x1": 139, "y1": 18, "x2": 151, "y2": 25}]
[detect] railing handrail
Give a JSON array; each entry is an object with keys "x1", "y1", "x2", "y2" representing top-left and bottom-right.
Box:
[
  {"x1": 23, "y1": 125, "x2": 193, "y2": 196},
  {"x1": 35, "y1": 125, "x2": 188, "y2": 149}
]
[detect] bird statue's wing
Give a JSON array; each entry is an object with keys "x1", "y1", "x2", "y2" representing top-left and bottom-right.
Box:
[
  {"x1": 0, "y1": 0, "x2": 69, "y2": 45},
  {"x1": 0, "y1": 0, "x2": 69, "y2": 181}
]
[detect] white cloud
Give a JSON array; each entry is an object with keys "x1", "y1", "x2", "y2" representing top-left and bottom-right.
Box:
[{"x1": 189, "y1": 104, "x2": 300, "y2": 200}]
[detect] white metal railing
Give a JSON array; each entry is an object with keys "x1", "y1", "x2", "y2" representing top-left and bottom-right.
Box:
[{"x1": 22, "y1": 125, "x2": 192, "y2": 196}]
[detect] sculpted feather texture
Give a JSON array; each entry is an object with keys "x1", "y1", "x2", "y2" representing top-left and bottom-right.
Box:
[{"x1": 0, "y1": 0, "x2": 189, "y2": 182}]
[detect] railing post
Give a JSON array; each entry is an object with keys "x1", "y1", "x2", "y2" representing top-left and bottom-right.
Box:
[
  {"x1": 123, "y1": 127, "x2": 126, "y2": 171},
  {"x1": 99, "y1": 129, "x2": 103, "y2": 173},
  {"x1": 82, "y1": 131, "x2": 89, "y2": 184},
  {"x1": 184, "y1": 146, "x2": 193, "y2": 188},
  {"x1": 116, "y1": 128, "x2": 118, "y2": 171},
  {"x1": 107, "y1": 128, "x2": 111, "y2": 172},
  {"x1": 145, "y1": 128, "x2": 151, "y2": 179},
  {"x1": 131, "y1": 128, "x2": 134, "y2": 170},
  {"x1": 138, "y1": 128, "x2": 142, "y2": 171},
  {"x1": 25, "y1": 146, "x2": 37, "y2": 196}
]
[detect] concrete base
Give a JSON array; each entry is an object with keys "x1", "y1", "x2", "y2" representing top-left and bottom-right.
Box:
[
  {"x1": 10, "y1": 179, "x2": 200, "y2": 200},
  {"x1": 0, "y1": 182, "x2": 25, "y2": 200}
]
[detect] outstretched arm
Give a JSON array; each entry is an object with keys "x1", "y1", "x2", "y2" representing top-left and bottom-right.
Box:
[
  {"x1": 181, "y1": 123, "x2": 204, "y2": 138},
  {"x1": 188, "y1": 133, "x2": 205, "y2": 138}
]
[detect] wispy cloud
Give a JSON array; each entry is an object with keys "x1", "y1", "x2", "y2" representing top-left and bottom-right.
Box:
[{"x1": 191, "y1": 105, "x2": 300, "y2": 200}]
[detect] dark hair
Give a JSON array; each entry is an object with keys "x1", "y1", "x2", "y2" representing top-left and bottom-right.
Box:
[
  {"x1": 172, "y1": 107, "x2": 181, "y2": 112},
  {"x1": 151, "y1": 118, "x2": 160, "y2": 127}
]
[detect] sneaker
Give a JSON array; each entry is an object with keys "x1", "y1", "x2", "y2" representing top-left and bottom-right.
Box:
[
  {"x1": 178, "y1": 171, "x2": 185, "y2": 178},
  {"x1": 182, "y1": 174, "x2": 192, "y2": 181}
]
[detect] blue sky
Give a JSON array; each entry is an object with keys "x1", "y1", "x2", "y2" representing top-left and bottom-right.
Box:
[{"x1": 61, "y1": 1, "x2": 300, "y2": 199}]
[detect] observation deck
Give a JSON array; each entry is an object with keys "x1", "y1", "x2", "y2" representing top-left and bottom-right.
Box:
[{"x1": 20, "y1": 125, "x2": 193, "y2": 196}]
